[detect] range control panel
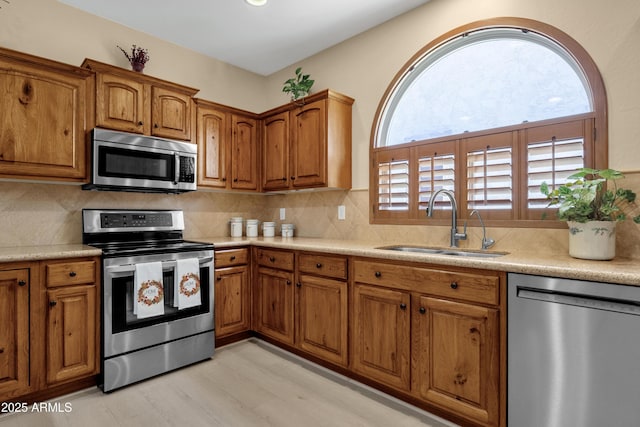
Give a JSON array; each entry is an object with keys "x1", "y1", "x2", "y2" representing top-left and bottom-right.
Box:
[{"x1": 100, "y1": 212, "x2": 173, "y2": 229}]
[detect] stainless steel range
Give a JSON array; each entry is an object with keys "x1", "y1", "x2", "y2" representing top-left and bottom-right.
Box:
[{"x1": 82, "y1": 209, "x2": 215, "y2": 392}]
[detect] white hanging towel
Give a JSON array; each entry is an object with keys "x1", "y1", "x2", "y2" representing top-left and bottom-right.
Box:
[
  {"x1": 134, "y1": 261, "x2": 165, "y2": 319},
  {"x1": 176, "y1": 258, "x2": 202, "y2": 310}
]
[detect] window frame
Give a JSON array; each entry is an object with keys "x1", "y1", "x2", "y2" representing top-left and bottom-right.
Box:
[{"x1": 369, "y1": 18, "x2": 607, "y2": 228}]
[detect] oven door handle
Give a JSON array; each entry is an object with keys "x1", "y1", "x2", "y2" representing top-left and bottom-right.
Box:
[{"x1": 105, "y1": 257, "x2": 213, "y2": 275}]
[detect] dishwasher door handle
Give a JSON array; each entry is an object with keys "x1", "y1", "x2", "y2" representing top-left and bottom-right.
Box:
[{"x1": 517, "y1": 287, "x2": 640, "y2": 316}]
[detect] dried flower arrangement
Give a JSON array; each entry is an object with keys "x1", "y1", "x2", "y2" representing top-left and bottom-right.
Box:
[{"x1": 117, "y1": 44, "x2": 150, "y2": 72}]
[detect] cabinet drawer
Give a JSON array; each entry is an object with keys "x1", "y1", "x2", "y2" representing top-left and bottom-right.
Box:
[
  {"x1": 353, "y1": 259, "x2": 499, "y2": 306},
  {"x1": 255, "y1": 248, "x2": 294, "y2": 271},
  {"x1": 298, "y1": 253, "x2": 347, "y2": 280},
  {"x1": 215, "y1": 248, "x2": 249, "y2": 268},
  {"x1": 46, "y1": 260, "x2": 97, "y2": 288}
]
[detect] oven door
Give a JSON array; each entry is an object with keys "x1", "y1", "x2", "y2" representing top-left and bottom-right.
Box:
[{"x1": 102, "y1": 252, "x2": 214, "y2": 358}]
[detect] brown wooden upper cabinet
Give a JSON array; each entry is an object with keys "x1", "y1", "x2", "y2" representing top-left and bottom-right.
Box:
[
  {"x1": 262, "y1": 90, "x2": 353, "y2": 191},
  {"x1": 195, "y1": 99, "x2": 260, "y2": 191},
  {"x1": 0, "y1": 47, "x2": 94, "y2": 182},
  {"x1": 82, "y1": 59, "x2": 198, "y2": 141}
]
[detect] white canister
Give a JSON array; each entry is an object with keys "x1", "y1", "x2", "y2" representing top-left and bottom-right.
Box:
[
  {"x1": 262, "y1": 222, "x2": 276, "y2": 237},
  {"x1": 246, "y1": 219, "x2": 259, "y2": 238},
  {"x1": 229, "y1": 217, "x2": 243, "y2": 237},
  {"x1": 281, "y1": 223, "x2": 295, "y2": 238}
]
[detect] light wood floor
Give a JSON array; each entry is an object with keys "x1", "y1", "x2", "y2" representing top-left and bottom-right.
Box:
[{"x1": 0, "y1": 339, "x2": 459, "y2": 427}]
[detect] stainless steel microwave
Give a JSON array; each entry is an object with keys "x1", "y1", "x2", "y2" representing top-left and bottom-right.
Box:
[{"x1": 83, "y1": 128, "x2": 197, "y2": 194}]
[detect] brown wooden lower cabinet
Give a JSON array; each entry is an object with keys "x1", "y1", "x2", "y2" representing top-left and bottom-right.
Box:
[
  {"x1": 45, "y1": 285, "x2": 97, "y2": 385},
  {"x1": 0, "y1": 267, "x2": 31, "y2": 399},
  {"x1": 255, "y1": 265, "x2": 295, "y2": 345},
  {"x1": 214, "y1": 248, "x2": 251, "y2": 340},
  {"x1": 412, "y1": 295, "x2": 500, "y2": 426},
  {"x1": 0, "y1": 257, "x2": 100, "y2": 404},
  {"x1": 351, "y1": 283, "x2": 411, "y2": 391},
  {"x1": 248, "y1": 250, "x2": 504, "y2": 426},
  {"x1": 296, "y1": 274, "x2": 348, "y2": 366}
]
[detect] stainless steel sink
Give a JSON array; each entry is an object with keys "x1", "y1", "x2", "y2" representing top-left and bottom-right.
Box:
[{"x1": 376, "y1": 245, "x2": 507, "y2": 258}]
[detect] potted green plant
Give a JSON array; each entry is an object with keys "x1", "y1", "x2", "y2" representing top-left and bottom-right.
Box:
[
  {"x1": 541, "y1": 168, "x2": 640, "y2": 260},
  {"x1": 282, "y1": 67, "x2": 314, "y2": 102}
]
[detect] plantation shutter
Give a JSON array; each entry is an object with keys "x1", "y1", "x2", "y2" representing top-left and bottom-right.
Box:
[
  {"x1": 375, "y1": 148, "x2": 410, "y2": 214},
  {"x1": 462, "y1": 132, "x2": 515, "y2": 220},
  {"x1": 416, "y1": 143, "x2": 456, "y2": 214},
  {"x1": 523, "y1": 119, "x2": 591, "y2": 219}
]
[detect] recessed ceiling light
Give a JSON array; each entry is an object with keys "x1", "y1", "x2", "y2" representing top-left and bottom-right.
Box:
[{"x1": 245, "y1": 0, "x2": 267, "y2": 6}]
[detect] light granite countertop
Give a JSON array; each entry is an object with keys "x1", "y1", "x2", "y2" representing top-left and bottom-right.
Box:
[
  {"x1": 1, "y1": 238, "x2": 638, "y2": 286},
  {"x1": 0, "y1": 244, "x2": 102, "y2": 263},
  {"x1": 201, "y1": 236, "x2": 640, "y2": 286}
]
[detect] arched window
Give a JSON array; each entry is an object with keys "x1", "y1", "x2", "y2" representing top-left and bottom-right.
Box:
[{"x1": 370, "y1": 18, "x2": 607, "y2": 227}]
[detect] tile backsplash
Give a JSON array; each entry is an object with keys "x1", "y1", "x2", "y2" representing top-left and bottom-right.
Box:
[{"x1": 1, "y1": 173, "x2": 639, "y2": 259}]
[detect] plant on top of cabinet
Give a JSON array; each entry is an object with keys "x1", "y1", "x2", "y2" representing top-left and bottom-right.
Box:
[
  {"x1": 82, "y1": 58, "x2": 198, "y2": 141},
  {"x1": 262, "y1": 89, "x2": 353, "y2": 191},
  {"x1": 282, "y1": 67, "x2": 314, "y2": 102},
  {"x1": 117, "y1": 44, "x2": 150, "y2": 73}
]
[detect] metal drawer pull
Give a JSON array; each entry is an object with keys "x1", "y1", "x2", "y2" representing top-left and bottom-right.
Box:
[
  {"x1": 316, "y1": 263, "x2": 322, "y2": 268},
  {"x1": 269, "y1": 256, "x2": 276, "y2": 262},
  {"x1": 49, "y1": 300, "x2": 57, "y2": 307},
  {"x1": 375, "y1": 271, "x2": 382, "y2": 278},
  {"x1": 450, "y1": 281, "x2": 458, "y2": 289},
  {"x1": 419, "y1": 307, "x2": 426, "y2": 314},
  {"x1": 230, "y1": 256, "x2": 236, "y2": 261},
  {"x1": 18, "y1": 280, "x2": 26, "y2": 287},
  {"x1": 400, "y1": 303, "x2": 407, "y2": 310},
  {"x1": 69, "y1": 271, "x2": 77, "y2": 277}
]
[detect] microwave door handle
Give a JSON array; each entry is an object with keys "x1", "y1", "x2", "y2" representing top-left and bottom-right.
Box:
[{"x1": 174, "y1": 153, "x2": 180, "y2": 184}]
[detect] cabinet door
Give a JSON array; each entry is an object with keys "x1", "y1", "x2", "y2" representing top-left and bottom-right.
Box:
[
  {"x1": 95, "y1": 72, "x2": 147, "y2": 134},
  {"x1": 297, "y1": 274, "x2": 348, "y2": 366},
  {"x1": 0, "y1": 59, "x2": 90, "y2": 180},
  {"x1": 197, "y1": 106, "x2": 229, "y2": 188},
  {"x1": 413, "y1": 295, "x2": 499, "y2": 426},
  {"x1": 290, "y1": 99, "x2": 326, "y2": 188},
  {"x1": 151, "y1": 86, "x2": 192, "y2": 140},
  {"x1": 215, "y1": 265, "x2": 250, "y2": 337},
  {"x1": 262, "y1": 111, "x2": 290, "y2": 190},
  {"x1": 0, "y1": 269, "x2": 30, "y2": 398},
  {"x1": 352, "y1": 283, "x2": 410, "y2": 391},
  {"x1": 46, "y1": 285, "x2": 97, "y2": 385},
  {"x1": 230, "y1": 114, "x2": 258, "y2": 190},
  {"x1": 255, "y1": 267, "x2": 294, "y2": 344}
]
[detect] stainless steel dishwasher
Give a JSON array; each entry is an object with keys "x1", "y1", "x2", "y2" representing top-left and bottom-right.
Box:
[{"x1": 508, "y1": 272, "x2": 640, "y2": 427}]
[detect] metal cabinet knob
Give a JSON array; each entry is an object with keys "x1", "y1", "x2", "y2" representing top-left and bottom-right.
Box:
[
  {"x1": 69, "y1": 271, "x2": 77, "y2": 277},
  {"x1": 419, "y1": 307, "x2": 426, "y2": 314},
  {"x1": 400, "y1": 303, "x2": 407, "y2": 310},
  {"x1": 49, "y1": 300, "x2": 57, "y2": 307},
  {"x1": 18, "y1": 280, "x2": 26, "y2": 287},
  {"x1": 230, "y1": 256, "x2": 236, "y2": 261},
  {"x1": 269, "y1": 256, "x2": 276, "y2": 262},
  {"x1": 316, "y1": 263, "x2": 322, "y2": 268},
  {"x1": 296, "y1": 282, "x2": 302, "y2": 288},
  {"x1": 375, "y1": 271, "x2": 382, "y2": 278},
  {"x1": 450, "y1": 281, "x2": 458, "y2": 289},
  {"x1": 286, "y1": 280, "x2": 292, "y2": 285}
]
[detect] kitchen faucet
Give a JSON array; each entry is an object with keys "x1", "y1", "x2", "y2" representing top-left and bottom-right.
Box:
[
  {"x1": 466, "y1": 209, "x2": 495, "y2": 250},
  {"x1": 426, "y1": 189, "x2": 467, "y2": 247}
]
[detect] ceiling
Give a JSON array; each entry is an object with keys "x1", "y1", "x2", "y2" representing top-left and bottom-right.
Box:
[{"x1": 58, "y1": 0, "x2": 431, "y2": 75}]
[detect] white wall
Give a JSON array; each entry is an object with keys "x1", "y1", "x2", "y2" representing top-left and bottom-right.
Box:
[
  {"x1": 0, "y1": 0, "x2": 268, "y2": 111},
  {"x1": 266, "y1": 0, "x2": 640, "y2": 189}
]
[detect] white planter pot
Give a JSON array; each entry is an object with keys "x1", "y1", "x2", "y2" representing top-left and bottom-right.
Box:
[{"x1": 567, "y1": 221, "x2": 616, "y2": 260}]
